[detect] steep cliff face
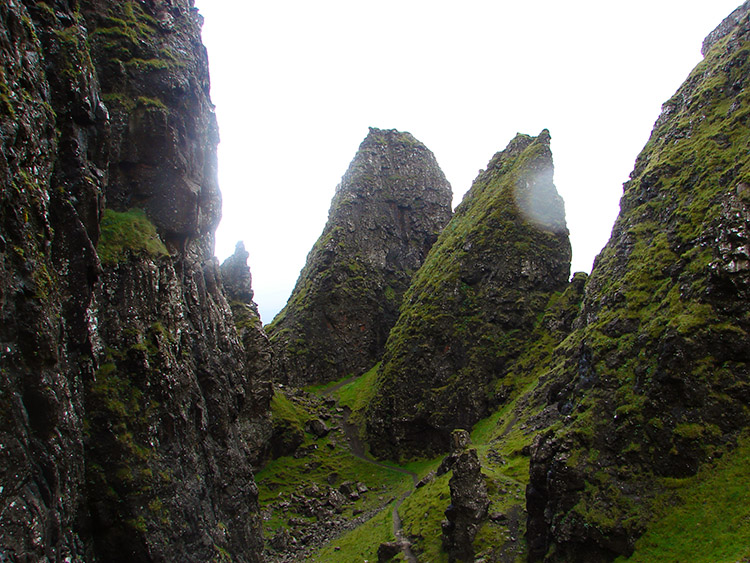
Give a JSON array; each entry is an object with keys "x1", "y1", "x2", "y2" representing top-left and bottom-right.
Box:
[
  {"x1": 365, "y1": 130, "x2": 571, "y2": 460},
  {"x1": 525, "y1": 3, "x2": 750, "y2": 560},
  {"x1": 1, "y1": 0, "x2": 107, "y2": 557},
  {"x1": 0, "y1": 1, "x2": 267, "y2": 561},
  {"x1": 267, "y1": 127, "x2": 453, "y2": 386},
  {"x1": 221, "y1": 242, "x2": 274, "y2": 469}
]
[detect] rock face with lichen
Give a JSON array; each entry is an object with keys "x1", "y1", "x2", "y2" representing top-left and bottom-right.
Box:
[
  {"x1": 0, "y1": 1, "x2": 267, "y2": 561},
  {"x1": 441, "y1": 448, "x2": 490, "y2": 562},
  {"x1": 365, "y1": 130, "x2": 571, "y2": 460},
  {"x1": 221, "y1": 242, "x2": 274, "y2": 468},
  {"x1": 524, "y1": 4, "x2": 750, "y2": 561},
  {"x1": 267, "y1": 127, "x2": 453, "y2": 386}
]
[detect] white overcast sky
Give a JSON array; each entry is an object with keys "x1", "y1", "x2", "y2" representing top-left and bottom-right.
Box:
[{"x1": 193, "y1": 0, "x2": 741, "y2": 324}]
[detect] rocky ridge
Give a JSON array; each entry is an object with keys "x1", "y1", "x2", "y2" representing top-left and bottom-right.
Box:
[
  {"x1": 524, "y1": 3, "x2": 750, "y2": 560},
  {"x1": 221, "y1": 242, "x2": 274, "y2": 469},
  {"x1": 440, "y1": 432, "x2": 490, "y2": 562},
  {"x1": 267, "y1": 127, "x2": 453, "y2": 387},
  {"x1": 366, "y1": 130, "x2": 571, "y2": 460}
]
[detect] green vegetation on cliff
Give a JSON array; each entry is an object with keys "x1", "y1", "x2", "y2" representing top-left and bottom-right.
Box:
[
  {"x1": 524, "y1": 8, "x2": 750, "y2": 561},
  {"x1": 617, "y1": 431, "x2": 750, "y2": 563},
  {"x1": 365, "y1": 130, "x2": 571, "y2": 460},
  {"x1": 85, "y1": 324, "x2": 172, "y2": 552},
  {"x1": 97, "y1": 208, "x2": 168, "y2": 264}
]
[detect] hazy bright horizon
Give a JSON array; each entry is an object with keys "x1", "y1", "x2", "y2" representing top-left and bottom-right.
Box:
[{"x1": 194, "y1": 0, "x2": 742, "y2": 323}]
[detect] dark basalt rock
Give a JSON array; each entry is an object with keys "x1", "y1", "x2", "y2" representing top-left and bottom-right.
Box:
[
  {"x1": 306, "y1": 418, "x2": 330, "y2": 438},
  {"x1": 222, "y1": 241, "x2": 274, "y2": 469},
  {"x1": 267, "y1": 127, "x2": 453, "y2": 386},
  {"x1": 0, "y1": 1, "x2": 268, "y2": 561},
  {"x1": 377, "y1": 541, "x2": 402, "y2": 562},
  {"x1": 525, "y1": 3, "x2": 750, "y2": 561},
  {"x1": 0, "y1": 1, "x2": 103, "y2": 557},
  {"x1": 366, "y1": 130, "x2": 571, "y2": 460},
  {"x1": 437, "y1": 429, "x2": 474, "y2": 476},
  {"x1": 222, "y1": 241, "x2": 256, "y2": 303},
  {"x1": 441, "y1": 448, "x2": 490, "y2": 562}
]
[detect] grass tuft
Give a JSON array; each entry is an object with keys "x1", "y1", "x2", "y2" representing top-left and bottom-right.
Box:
[{"x1": 97, "y1": 208, "x2": 168, "y2": 265}]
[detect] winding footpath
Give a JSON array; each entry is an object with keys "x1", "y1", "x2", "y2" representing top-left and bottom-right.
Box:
[{"x1": 321, "y1": 379, "x2": 419, "y2": 562}]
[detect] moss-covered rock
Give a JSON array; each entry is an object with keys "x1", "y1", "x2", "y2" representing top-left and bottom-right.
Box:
[
  {"x1": 83, "y1": 0, "x2": 221, "y2": 240},
  {"x1": 365, "y1": 130, "x2": 571, "y2": 460},
  {"x1": 0, "y1": 1, "x2": 268, "y2": 561},
  {"x1": 221, "y1": 241, "x2": 274, "y2": 468},
  {"x1": 525, "y1": 4, "x2": 750, "y2": 561},
  {"x1": 267, "y1": 127, "x2": 453, "y2": 386}
]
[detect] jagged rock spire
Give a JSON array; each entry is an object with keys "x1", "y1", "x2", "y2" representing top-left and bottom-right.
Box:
[
  {"x1": 267, "y1": 127, "x2": 453, "y2": 386},
  {"x1": 365, "y1": 130, "x2": 571, "y2": 459}
]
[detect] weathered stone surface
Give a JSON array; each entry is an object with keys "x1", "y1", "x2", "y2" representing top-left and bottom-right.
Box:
[
  {"x1": 366, "y1": 130, "x2": 571, "y2": 459},
  {"x1": 441, "y1": 449, "x2": 490, "y2": 562},
  {"x1": 222, "y1": 241, "x2": 274, "y2": 469},
  {"x1": 222, "y1": 240, "x2": 256, "y2": 303},
  {"x1": 0, "y1": 1, "x2": 103, "y2": 558},
  {"x1": 0, "y1": 1, "x2": 268, "y2": 561},
  {"x1": 306, "y1": 418, "x2": 330, "y2": 437},
  {"x1": 416, "y1": 470, "x2": 436, "y2": 488},
  {"x1": 267, "y1": 127, "x2": 453, "y2": 386},
  {"x1": 436, "y1": 429, "x2": 473, "y2": 476},
  {"x1": 450, "y1": 429, "x2": 471, "y2": 452},
  {"x1": 377, "y1": 541, "x2": 402, "y2": 562},
  {"x1": 525, "y1": 4, "x2": 750, "y2": 561}
]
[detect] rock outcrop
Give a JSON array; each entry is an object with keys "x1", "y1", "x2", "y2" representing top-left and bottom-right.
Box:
[
  {"x1": 525, "y1": 3, "x2": 750, "y2": 560},
  {"x1": 366, "y1": 130, "x2": 571, "y2": 459},
  {"x1": 267, "y1": 127, "x2": 453, "y2": 386},
  {"x1": 222, "y1": 242, "x2": 274, "y2": 469},
  {"x1": 0, "y1": 1, "x2": 267, "y2": 561},
  {"x1": 441, "y1": 448, "x2": 490, "y2": 562}
]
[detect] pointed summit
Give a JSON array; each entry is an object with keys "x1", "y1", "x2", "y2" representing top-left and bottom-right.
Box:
[
  {"x1": 267, "y1": 127, "x2": 453, "y2": 386},
  {"x1": 365, "y1": 130, "x2": 571, "y2": 459}
]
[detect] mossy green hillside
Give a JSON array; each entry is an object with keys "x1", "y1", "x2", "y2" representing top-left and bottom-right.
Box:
[
  {"x1": 365, "y1": 130, "x2": 571, "y2": 460},
  {"x1": 399, "y1": 472, "x2": 451, "y2": 562},
  {"x1": 565, "y1": 24, "x2": 749, "y2": 500},
  {"x1": 260, "y1": 266, "x2": 584, "y2": 560},
  {"x1": 525, "y1": 15, "x2": 750, "y2": 561},
  {"x1": 614, "y1": 430, "x2": 750, "y2": 563},
  {"x1": 333, "y1": 363, "x2": 380, "y2": 434},
  {"x1": 388, "y1": 274, "x2": 587, "y2": 561},
  {"x1": 313, "y1": 502, "x2": 401, "y2": 562},
  {"x1": 97, "y1": 208, "x2": 168, "y2": 264},
  {"x1": 256, "y1": 388, "x2": 415, "y2": 546},
  {"x1": 396, "y1": 425, "x2": 530, "y2": 563},
  {"x1": 268, "y1": 389, "x2": 309, "y2": 455}
]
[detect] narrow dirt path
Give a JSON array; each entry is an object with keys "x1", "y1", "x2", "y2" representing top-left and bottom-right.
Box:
[
  {"x1": 320, "y1": 374, "x2": 359, "y2": 397},
  {"x1": 490, "y1": 409, "x2": 526, "y2": 563},
  {"x1": 392, "y1": 491, "x2": 418, "y2": 563},
  {"x1": 498, "y1": 411, "x2": 519, "y2": 440},
  {"x1": 319, "y1": 378, "x2": 419, "y2": 561}
]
